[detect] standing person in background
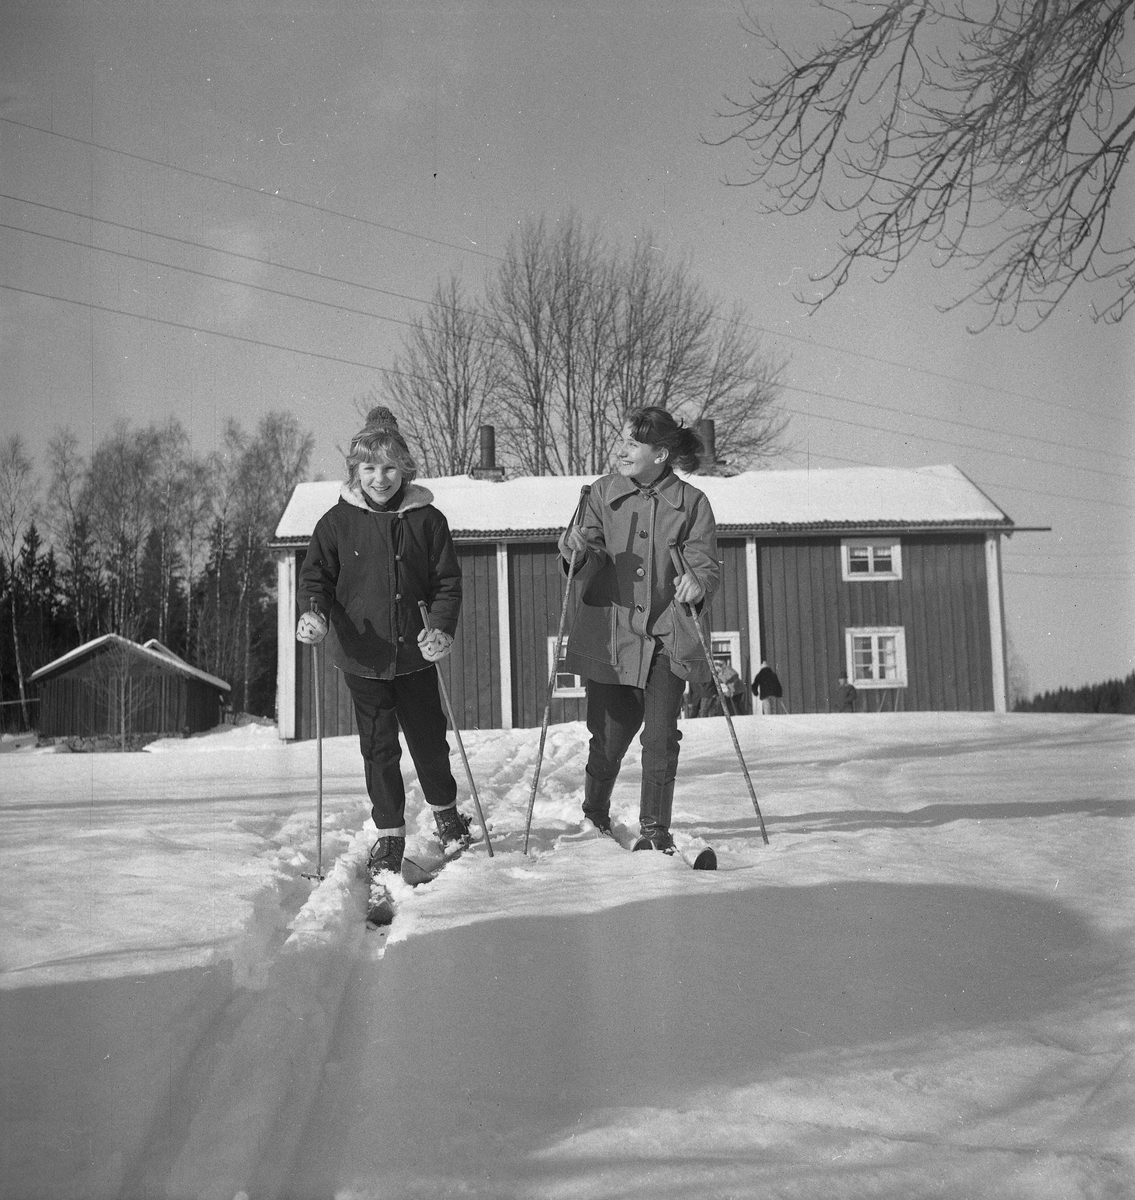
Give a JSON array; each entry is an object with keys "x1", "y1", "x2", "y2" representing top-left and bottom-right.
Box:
[
  {"x1": 296, "y1": 406, "x2": 471, "y2": 881},
  {"x1": 834, "y1": 673, "x2": 858, "y2": 713},
  {"x1": 714, "y1": 659, "x2": 744, "y2": 715},
  {"x1": 559, "y1": 407, "x2": 720, "y2": 853},
  {"x1": 752, "y1": 660, "x2": 783, "y2": 714}
]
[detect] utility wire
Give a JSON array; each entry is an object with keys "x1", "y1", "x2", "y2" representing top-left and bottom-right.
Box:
[
  {"x1": 5, "y1": 203, "x2": 1129, "y2": 477},
  {"x1": 0, "y1": 116, "x2": 503, "y2": 263},
  {"x1": 6, "y1": 274, "x2": 1123, "y2": 513},
  {"x1": 0, "y1": 220, "x2": 427, "y2": 335},
  {"x1": 3, "y1": 115, "x2": 1128, "y2": 430},
  {"x1": 781, "y1": 403, "x2": 1135, "y2": 487},
  {"x1": 794, "y1": 447, "x2": 1134, "y2": 512},
  {"x1": 0, "y1": 193, "x2": 447, "y2": 314}
]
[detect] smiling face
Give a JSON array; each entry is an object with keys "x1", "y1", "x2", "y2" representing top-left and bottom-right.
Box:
[
  {"x1": 614, "y1": 423, "x2": 667, "y2": 484},
  {"x1": 358, "y1": 456, "x2": 404, "y2": 505}
]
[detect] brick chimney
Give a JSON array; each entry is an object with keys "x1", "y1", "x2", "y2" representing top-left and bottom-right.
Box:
[{"x1": 469, "y1": 425, "x2": 506, "y2": 481}]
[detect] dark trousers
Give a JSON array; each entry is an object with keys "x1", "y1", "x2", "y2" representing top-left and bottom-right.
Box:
[
  {"x1": 345, "y1": 668, "x2": 457, "y2": 835},
  {"x1": 584, "y1": 652, "x2": 687, "y2": 831}
]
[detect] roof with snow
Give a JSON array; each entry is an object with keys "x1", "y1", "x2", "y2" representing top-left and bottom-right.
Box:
[
  {"x1": 272, "y1": 465, "x2": 1013, "y2": 545},
  {"x1": 30, "y1": 634, "x2": 232, "y2": 692}
]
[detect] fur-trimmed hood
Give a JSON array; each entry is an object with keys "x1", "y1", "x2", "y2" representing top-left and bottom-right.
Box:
[{"x1": 339, "y1": 481, "x2": 435, "y2": 514}]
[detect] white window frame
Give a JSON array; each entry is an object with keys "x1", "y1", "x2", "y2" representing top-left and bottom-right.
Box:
[
  {"x1": 841, "y1": 538, "x2": 902, "y2": 582},
  {"x1": 845, "y1": 626, "x2": 908, "y2": 689},
  {"x1": 709, "y1": 631, "x2": 742, "y2": 674},
  {"x1": 548, "y1": 637, "x2": 586, "y2": 698}
]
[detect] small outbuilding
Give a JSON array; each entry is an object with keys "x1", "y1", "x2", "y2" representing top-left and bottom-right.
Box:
[
  {"x1": 31, "y1": 634, "x2": 231, "y2": 739},
  {"x1": 271, "y1": 464, "x2": 1028, "y2": 740}
]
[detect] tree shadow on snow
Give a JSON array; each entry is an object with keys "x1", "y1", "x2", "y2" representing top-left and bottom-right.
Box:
[{"x1": 284, "y1": 880, "x2": 1122, "y2": 1197}]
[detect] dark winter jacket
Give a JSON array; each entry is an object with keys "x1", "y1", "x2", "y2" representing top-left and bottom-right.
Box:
[
  {"x1": 752, "y1": 665, "x2": 783, "y2": 699},
  {"x1": 298, "y1": 481, "x2": 461, "y2": 679},
  {"x1": 559, "y1": 470, "x2": 719, "y2": 688}
]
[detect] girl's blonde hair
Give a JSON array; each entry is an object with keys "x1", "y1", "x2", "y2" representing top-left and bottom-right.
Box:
[{"x1": 346, "y1": 406, "x2": 418, "y2": 487}]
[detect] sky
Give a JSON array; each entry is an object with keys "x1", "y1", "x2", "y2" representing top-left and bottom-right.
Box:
[
  {"x1": 1, "y1": 0, "x2": 1132, "y2": 697},
  {"x1": 1, "y1": 712, "x2": 1131, "y2": 1197}
]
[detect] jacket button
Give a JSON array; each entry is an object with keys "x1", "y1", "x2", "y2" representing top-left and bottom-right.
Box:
[
  {"x1": 639, "y1": 530, "x2": 647, "y2": 538},
  {"x1": 395, "y1": 593, "x2": 402, "y2": 600},
  {"x1": 635, "y1": 604, "x2": 645, "y2": 612},
  {"x1": 398, "y1": 636, "x2": 404, "y2": 643},
  {"x1": 635, "y1": 568, "x2": 645, "y2": 577}
]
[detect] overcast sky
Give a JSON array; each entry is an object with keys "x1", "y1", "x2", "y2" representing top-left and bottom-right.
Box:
[{"x1": 2, "y1": 0, "x2": 1132, "y2": 696}]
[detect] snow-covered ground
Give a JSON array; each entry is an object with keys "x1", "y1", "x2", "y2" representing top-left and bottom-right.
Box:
[{"x1": 1, "y1": 713, "x2": 1131, "y2": 1200}]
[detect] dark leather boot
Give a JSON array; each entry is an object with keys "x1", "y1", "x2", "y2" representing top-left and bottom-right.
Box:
[
  {"x1": 583, "y1": 772, "x2": 616, "y2": 833},
  {"x1": 639, "y1": 780, "x2": 676, "y2": 846}
]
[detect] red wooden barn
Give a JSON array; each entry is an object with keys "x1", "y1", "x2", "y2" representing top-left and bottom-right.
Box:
[
  {"x1": 271, "y1": 464, "x2": 1025, "y2": 740},
  {"x1": 31, "y1": 635, "x2": 232, "y2": 738}
]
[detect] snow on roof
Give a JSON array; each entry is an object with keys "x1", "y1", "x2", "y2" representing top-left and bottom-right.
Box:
[
  {"x1": 273, "y1": 465, "x2": 1012, "y2": 543},
  {"x1": 31, "y1": 634, "x2": 232, "y2": 692}
]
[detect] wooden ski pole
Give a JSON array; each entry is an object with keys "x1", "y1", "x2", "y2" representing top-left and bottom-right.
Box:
[
  {"x1": 669, "y1": 542, "x2": 769, "y2": 844},
  {"x1": 523, "y1": 483, "x2": 592, "y2": 854},
  {"x1": 302, "y1": 599, "x2": 326, "y2": 880},
  {"x1": 418, "y1": 602, "x2": 494, "y2": 856}
]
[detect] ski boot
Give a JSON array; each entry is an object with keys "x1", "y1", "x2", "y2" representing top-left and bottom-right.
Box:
[
  {"x1": 367, "y1": 835, "x2": 405, "y2": 877},
  {"x1": 433, "y1": 805, "x2": 473, "y2": 849},
  {"x1": 582, "y1": 773, "x2": 615, "y2": 834},
  {"x1": 632, "y1": 827, "x2": 675, "y2": 854}
]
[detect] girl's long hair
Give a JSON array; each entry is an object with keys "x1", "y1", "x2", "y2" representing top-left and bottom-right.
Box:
[
  {"x1": 624, "y1": 406, "x2": 703, "y2": 473},
  {"x1": 346, "y1": 405, "x2": 418, "y2": 486}
]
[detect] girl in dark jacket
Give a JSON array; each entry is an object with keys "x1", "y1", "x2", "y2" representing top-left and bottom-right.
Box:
[
  {"x1": 559, "y1": 407, "x2": 720, "y2": 851},
  {"x1": 296, "y1": 408, "x2": 468, "y2": 877}
]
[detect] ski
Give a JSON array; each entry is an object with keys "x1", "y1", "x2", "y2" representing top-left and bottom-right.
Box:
[
  {"x1": 365, "y1": 840, "x2": 471, "y2": 929},
  {"x1": 629, "y1": 835, "x2": 717, "y2": 871},
  {"x1": 575, "y1": 822, "x2": 717, "y2": 871}
]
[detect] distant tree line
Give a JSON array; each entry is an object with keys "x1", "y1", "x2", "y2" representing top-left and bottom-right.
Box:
[
  {"x1": 0, "y1": 414, "x2": 312, "y2": 731},
  {"x1": 1014, "y1": 672, "x2": 1135, "y2": 715}
]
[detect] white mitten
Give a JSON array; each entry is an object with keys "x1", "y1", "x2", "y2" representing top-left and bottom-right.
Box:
[
  {"x1": 417, "y1": 628, "x2": 454, "y2": 662},
  {"x1": 296, "y1": 610, "x2": 328, "y2": 644}
]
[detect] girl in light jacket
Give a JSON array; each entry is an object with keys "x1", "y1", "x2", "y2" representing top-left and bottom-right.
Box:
[{"x1": 560, "y1": 407, "x2": 720, "y2": 851}]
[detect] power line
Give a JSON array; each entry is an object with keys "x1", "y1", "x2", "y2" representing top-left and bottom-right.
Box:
[
  {"x1": 1, "y1": 281, "x2": 406, "y2": 378},
  {"x1": 781, "y1": 403, "x2": 1135, "y2": 487},
  {"x1": 0, "y1": 116, "x2": 503, "y2": 264},
  {"x1": 781, "y1": 380, "x2": 1134, "y2": 470},
  {"x1": 794, "y1": 447, "x2": 1135, "y2": 512},
  {"x1": 752, "y1": 321, "x2": 1132, "y2": 430},
  {"x1": 5, "y1": 204, "x2": 1130, "y2": 486},
  {"x1": 0, "y1": 192, "x2": 448, "y2": 314},
  {"x1": 9, "y1": 214, "x2": 1127, "y2": 493},
  {"x1": 0, "y1": 220, "x2": 428, "y2": 336},
  {"x1": 3, "y1": 117, "x2": 1128, "y2": 433},
  {"x1": 8, "y1": 269, "x2": 1131, "y2": 517}
]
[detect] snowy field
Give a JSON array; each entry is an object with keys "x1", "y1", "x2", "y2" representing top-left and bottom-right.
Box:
[{"x1": 0, "y1": 712, "x2": 1131, "y2": 1200}]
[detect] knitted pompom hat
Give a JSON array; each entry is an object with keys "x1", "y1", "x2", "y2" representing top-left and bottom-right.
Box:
[{"x1": 363, "y1": 405, "x2": 399, "y2": 431}]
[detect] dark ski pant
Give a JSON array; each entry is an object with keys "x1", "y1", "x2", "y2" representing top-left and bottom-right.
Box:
[
  {"x1": 344, "y1": 667, "x2": 457, "y2": 836},
  {"x1": 584, "y1": 651, "x2": 686, "y2": 833}
]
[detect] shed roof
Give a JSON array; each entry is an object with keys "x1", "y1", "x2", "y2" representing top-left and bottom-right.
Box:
[
  {"x1": 272, "y1": 464, "x2": 1013, "y2": 545},
  {"x1": 31, "y1": 634, "x2": 232, "y2": 692}
]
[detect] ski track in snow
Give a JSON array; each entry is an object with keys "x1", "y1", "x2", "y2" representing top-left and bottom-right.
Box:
[{"x1": 1, "y1": 714, "x2": 1132, "y2": 1200}]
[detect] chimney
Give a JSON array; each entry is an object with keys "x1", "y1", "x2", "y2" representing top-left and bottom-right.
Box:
[
  {"x1": 695, "y1": 418, "x2": 717, "y2": 473},
  {"x1": 469, "y1": 424, "x2": 506, "y2": 481}
]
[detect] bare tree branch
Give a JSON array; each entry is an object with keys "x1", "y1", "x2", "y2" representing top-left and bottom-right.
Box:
[{"x1": 712, "y1": 0, "x2": 1135, "y2": 327}]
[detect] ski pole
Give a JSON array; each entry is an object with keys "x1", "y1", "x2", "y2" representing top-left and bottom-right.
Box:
[
  {"x1": 669, "y1": 542, "x2": 769, "y2": 845},
  {"x1": 419, "y1": 601, "x2": 494, "y2": 857},
  {"x1": 523, "y1": 483, "x2": 592, "y2": 854},
  {"x1": 302, "y1": 599, "x2": 326, "y2": 880}
]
